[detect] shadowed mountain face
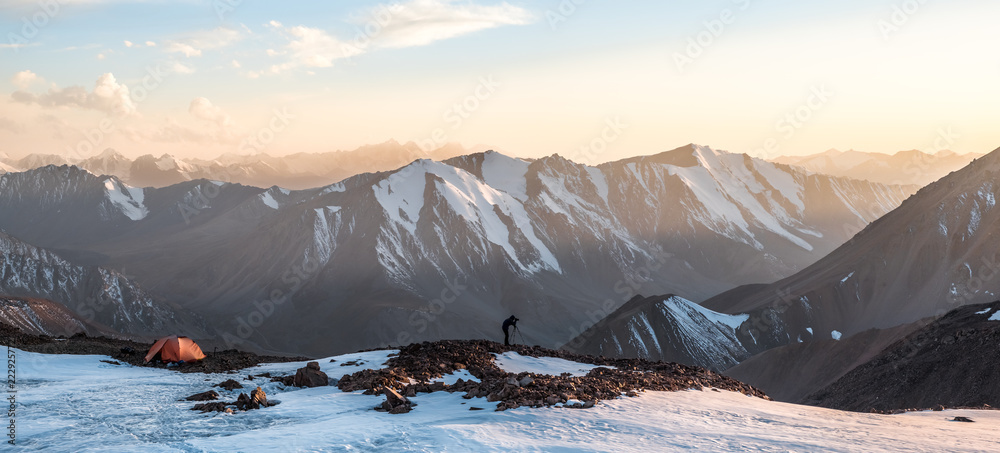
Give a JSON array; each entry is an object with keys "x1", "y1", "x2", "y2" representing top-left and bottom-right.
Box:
[
  {"x1": 771, "y1": 149, "x2": 981, "y2": 187},
  {"x1": 0, "y1": 145, "x2": 913, "y2": 356},
  {"x1": 0, "y1": 231, "x2": 203, "y2": 339},
  {"x1": 803, "y1": 301, "x2": 1000, "y2": 412},
  {"x1": 703, "y1": 148, "x2": 1000, "y2": 348}
]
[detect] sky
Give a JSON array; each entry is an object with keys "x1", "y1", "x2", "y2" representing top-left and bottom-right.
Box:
[{"x1": 1, "y1": 0, "x2": 999, "y2": 164}]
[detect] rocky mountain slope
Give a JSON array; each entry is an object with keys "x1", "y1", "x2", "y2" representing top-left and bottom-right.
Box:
[
  {"x1": 703, "y1": 147, "x2": 1000, "y2": 346},
  {"x1": 0, "y1": 296, "x2": 114, "y2": 337},
  {"x1": 0, "y1": 230, "x2": 203, "y2": 338},
  {"x1": 0, "y1": 145, "x2": 914, "y2": 357},
  {"x1": 772, "y1": 149, "x2": 980, "y2": 187},
  {"x1": 803, "y1": 301, "x2": 1000, "y2": 412}
]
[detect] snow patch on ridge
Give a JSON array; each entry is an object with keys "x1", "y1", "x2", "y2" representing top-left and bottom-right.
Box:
[{"x1": 103, "y1": 178, "x2": 148, "y2": 221}]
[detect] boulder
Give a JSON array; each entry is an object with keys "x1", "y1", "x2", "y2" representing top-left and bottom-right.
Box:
[
  {"x1": 191, "y1": 402, "x2": 229, "y2": 413},
  {"x1": 250, "y1": 386, "x2": 273, "y2": 408},
  {"x1": 216, "y1": 379, "x2": 243, "y2": 391},
  {"x1": 186, "y1": 390, "x2": 220, "y2": 401},
  {"x1": 377, "y1": 387, "x2": 413, "y2": 414},
  {"x1": 294, "y1": 362, "x2": 330, "y2": 388}
]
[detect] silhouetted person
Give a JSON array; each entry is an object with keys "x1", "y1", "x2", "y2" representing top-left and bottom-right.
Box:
[{"x1": 502, "y1": 315, "x2": 518, "y2": 346}]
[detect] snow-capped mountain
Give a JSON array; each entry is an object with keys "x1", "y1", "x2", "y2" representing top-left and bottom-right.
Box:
[
  {"x1": 564, "y1": 295, "x2": 751, "y2": 371},
  {"x1": 704, "y1": 146, "x2": 1000, "y2": 357},
  {"x1": 772, "y1": 149, "x2": 981, "y2": 187},
  {"x1": 0, "y1": 230, "x2": 200, "y2": 338},
  {"x1": 0, "y1": 145, "x2": 914, "y2": 357}
]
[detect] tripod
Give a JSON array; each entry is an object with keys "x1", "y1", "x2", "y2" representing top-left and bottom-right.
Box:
[{"x1": 512, "y1": 325, "x2": 525, "y2": 345}]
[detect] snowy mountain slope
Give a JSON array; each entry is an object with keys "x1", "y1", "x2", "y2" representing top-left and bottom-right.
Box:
[
  {"x1": 564, "y1": 295, "x2": 751, "y2": 371},
  {"x1": 704, "y1": 146, "x2": 1000, "y2": 354},
  {"x1": 0, "y1": 231, "x2": 201, "y2": 338},
  {"x1": 772, "y1": 148, "x2": 981, "y2": 187},
  {"x1": 14, "y1": 348, "x2": 1000, "y2": 452},
  {"x1": 0, "y1": 145, "x2": 914, "y2": 358}
]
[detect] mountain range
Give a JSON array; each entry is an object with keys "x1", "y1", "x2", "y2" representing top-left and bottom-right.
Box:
[
  {"x1": 0, "y1": 144, "x2": 913, "y2": 356},
  {"x1": 0, "y1": 140, "x2": 475, "y2": 190},
  {"x1": 773, "y1": 149, "x2": 981, "y2": 187}
]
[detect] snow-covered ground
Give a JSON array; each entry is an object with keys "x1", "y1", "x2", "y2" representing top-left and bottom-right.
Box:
[{"x1": 13, "y1": 348, "x2": 1000, "y2": 452}]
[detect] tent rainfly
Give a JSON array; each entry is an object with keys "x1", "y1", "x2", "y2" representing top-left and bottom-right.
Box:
[{"x1": 144, "y1": 335, "x2": 207, "y2": 363}]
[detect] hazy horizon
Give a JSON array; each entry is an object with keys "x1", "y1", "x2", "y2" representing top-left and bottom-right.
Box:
[{"x1": 2, "y1": 0, "x2": 998, "y2": 164}]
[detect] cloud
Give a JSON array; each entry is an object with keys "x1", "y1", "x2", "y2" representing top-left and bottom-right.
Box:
[
  {"x1": 11, "y1": 73, "x2": 136, "y2": 116},
  {"x1": 188, "y1": 97, "x2": 238, "y2": 141},
  {"x1": 371, "y1": 0, "x2": 533, "y2": 49},
  {"x1": 0, "y1": 117, "x2": 24, "y2": 133},
  {"x1": 258, "y1": 0, "x2": 532, "y2": 75},
  {"x1": 164, "y1": 27, "x2": 242, "y2": 58},
  {"x1": 11, "y1": 70, "x2": 41, "y2": 89},
  {"x1": 171, "y1": 62, "x2": 196, "y2": 74},
  {"x1": 124, "y1": 40, "x2": 134, "y2": 47},
  {"x1": 145, "y1": 41, "x2": 156, "y2": 47},
  {"x1": 231, "y1": 59, "x2": 241, "y2": 68}
]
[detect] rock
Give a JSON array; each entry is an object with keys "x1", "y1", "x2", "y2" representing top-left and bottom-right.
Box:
[
  {"x1": 294, "y1": 362, "x2": 330, "y2": 388},
  {"x1": 186, "y1": 390, "x2": 220, "y2": 401},
  {"x1": 583, "y1": 401, "x2": 596, "y2": 409},
  {"x1": 191, "y1": 402, "x2": 229, "y2": 413},
  {"x1": 952, "y1": 416, "x2": 975, "y2": 423},
  {"x1": 216, "y1": 379, "x2": 243, "y2": 391},
  {"x1": 518, "y1": 376, "x2": 533, "y2": 387},
  {"x1": 377, "y1": 386, "x2": 413, "y2": 414},
  {"x1": 251, "y1": 387, "x2": 273, "y2": 407},
  {"x1": 454, "y1": 363, "x2": 466, "y2": 369},
  {"x1": 933, "y1": 405, "x2": 945, "y2": 411}
]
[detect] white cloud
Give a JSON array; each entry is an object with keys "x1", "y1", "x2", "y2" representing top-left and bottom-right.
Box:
[
  {"x1": 231, "y1": 59, "x2": 241, "y2": 68},
  {"x1": 11, "y1": 73, "x2": 136, "y2": 116},
  {"x1": 188, "y1": 97, "x2": 238, "y2": 141},
  {"x1": 166, "y1": 42, "x2": 201, "y2": 57},
  {"x1": 258, "y1": 1, "x2": 532, "y2": 75},
  {"x1": 372, "y1": 0, "x2": 533, "y2": 49},
  {"x1": 145, "y1": 41, "x2": 156, "y2": 47},
  {"x1": 124, "y1": 40, "x2": 134, "y2": 48},
  {"x1": 11, "y1": 70, "x2": 40, "y2": 90},
  {"x1": 164, "y1": 27, "x2": 242, "y2": 58},
  {"x1": 171, "y1": 62, "x2": 196, "y2": 74},
  {"x1": 97, "y1": 53, "x2": 106, "y2": 60}
]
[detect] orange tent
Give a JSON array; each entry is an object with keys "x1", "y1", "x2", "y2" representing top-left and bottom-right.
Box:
[{"x1": 144, "y1": 335, "x2": 207, "y2": 363}]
